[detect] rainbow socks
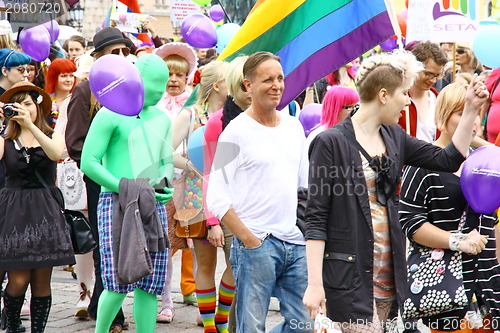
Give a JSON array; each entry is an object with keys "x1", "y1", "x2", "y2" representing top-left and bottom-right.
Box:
[
  {"x1": 215, "y1": 281, "x2": 236, "y2": 333},
  {"x1": 197, "y1": 287, "x2": 217, "y2": 333}
]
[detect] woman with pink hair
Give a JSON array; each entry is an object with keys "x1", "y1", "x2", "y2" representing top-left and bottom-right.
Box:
[{"x1": 306, "y1": 86, "x2": 360, "y2": 147}]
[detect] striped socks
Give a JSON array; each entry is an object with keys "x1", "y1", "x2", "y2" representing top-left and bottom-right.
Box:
[
  {"x1": 215, "y1": 281, "x2": 236, "y2": 333},
  {"x1": 197, "y1": 287, "x2": 217, "y2": 333}
]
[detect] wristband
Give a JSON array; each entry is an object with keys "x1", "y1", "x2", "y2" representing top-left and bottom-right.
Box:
[{"x1": 449, "y1": 232, "x2": 465, "y2": 251}]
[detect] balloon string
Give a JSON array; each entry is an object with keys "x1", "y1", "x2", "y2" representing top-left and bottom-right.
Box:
[
  {"x1": 139, "y1": 117, "x2": 209, "y2": 184},
  {"x1": 215, "y1": 0, "x2": 232, "y2": 23}
]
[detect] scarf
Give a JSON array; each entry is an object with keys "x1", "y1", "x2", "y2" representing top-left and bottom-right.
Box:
[
  {"x1": 157, "y1": 91, "x2": 190, "y2": 120},
  {"x1": 222, "y1": 96, "x2": 244, "y2": 130}
]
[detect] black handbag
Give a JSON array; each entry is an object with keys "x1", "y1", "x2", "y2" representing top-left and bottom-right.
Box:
[
  {"x1": 402, "y1": 210, "x2": 468, "y2": 319},
  {"x1": 16, "y1": 139, "x2": 97, "y2": 255},
  {"x1": 63, "y1": 209, "x2": 97, "y2": 255}
]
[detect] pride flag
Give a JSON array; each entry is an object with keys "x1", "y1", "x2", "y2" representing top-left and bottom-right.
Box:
[
  {"x1": 218, "y1": 0, "x2": 396, "y2": 109},
  {"x1": 118, "y1": 0, "x2": 152, "y2": 44}
]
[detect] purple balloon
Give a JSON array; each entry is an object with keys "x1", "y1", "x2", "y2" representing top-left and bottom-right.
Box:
[
  {"x1": 461, "y1": 146, "x2": 500, "y2": 214},
  {"x1": 42, "y1": 20, "x2": 60, "y2": 43},
  {"x1": 380, "y1": 38, "x2": 397, "y2": 51},
  {"x1": 210, "y1": 5, "x2": 225, "y2": 22},
  {"x1": 181, "y1": 14, "x2": 217, "y2": 48},
  {"x1": 298, "y1": 103, "x2": 322, "y2": 137},
  {"x1": 19, "y1": 26, "x2": 51, "y2": 62},
  {"x1": 89, "y1": 55, "x2": 144, "y2": 116}
]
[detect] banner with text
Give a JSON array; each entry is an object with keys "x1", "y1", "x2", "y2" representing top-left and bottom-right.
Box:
[
  {"x1": 170, "y1": 0, "x2": 201, "y2": 26},
  {"x1": 406, "y1": 0, "x2": 492, "y2": 42}
]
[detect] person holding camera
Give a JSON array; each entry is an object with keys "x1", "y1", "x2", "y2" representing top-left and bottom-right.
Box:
[{"x1": 0, "y1": 81, "x2": 75, "y2": 333}]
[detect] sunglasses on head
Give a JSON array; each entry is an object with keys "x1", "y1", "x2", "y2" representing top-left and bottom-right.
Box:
[
  {"x1": 456, "y1": 48, "x2": 467, "y2": 54},
  {"x1": 110, "y1": 47, "x2": 130, "y2": 57}
]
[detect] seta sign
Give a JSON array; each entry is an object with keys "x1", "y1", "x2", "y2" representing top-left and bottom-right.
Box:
[{"x1": 406, "y1": 0, "x2": 493, "y2": 42}]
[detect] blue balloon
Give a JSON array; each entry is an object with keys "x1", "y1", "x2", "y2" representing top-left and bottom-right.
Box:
[
  {"x1": 473, "y1": 25, "x2": 500, "y2": 69},
  {"x1": 216, "y1": 23, "x2": 241, "y2": 54},
  {"x1": 187, "y1": 126, "x2": 206, "y2": 173}
]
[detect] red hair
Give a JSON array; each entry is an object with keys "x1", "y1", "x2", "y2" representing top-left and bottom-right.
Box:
[
  {"x1": 321, "y1": 86, "x2": 359, "y2": 128},
  {"x1": 45, "y1": 58, "x2": 77, "y2": 94}
]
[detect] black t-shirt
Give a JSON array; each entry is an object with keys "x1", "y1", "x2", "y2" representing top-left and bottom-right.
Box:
[{"x1": 1, "y1": 85, "x2": 7, "y2": 189}]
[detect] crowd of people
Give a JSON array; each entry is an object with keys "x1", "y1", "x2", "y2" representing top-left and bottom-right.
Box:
[{"x1": 0, "y1": 11, "x2": 499, "y2": 333}]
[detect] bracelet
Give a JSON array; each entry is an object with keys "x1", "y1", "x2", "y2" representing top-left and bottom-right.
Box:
[{"x1": 449, "y1": 232, "x2": 465, "y2": 251}]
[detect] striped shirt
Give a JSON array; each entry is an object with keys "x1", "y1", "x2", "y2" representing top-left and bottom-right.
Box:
[
  {"x1": 399, "y1": 165, "x2": 500, "y2": 327},
  {"x1": 361, "y1": 154, "x2": 395, "y2": 301}
]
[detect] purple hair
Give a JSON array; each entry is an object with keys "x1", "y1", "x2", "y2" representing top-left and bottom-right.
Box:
[{"x1": 321, "y1": 86, "x2": 360, "y2": 128}]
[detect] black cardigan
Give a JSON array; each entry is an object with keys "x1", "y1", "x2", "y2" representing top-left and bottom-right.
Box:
[{"x1": 305, "y1": 117, "x2": 465, "y2": 323}]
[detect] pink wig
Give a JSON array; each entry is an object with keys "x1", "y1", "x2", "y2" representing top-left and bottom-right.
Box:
[{"x1": 321, "y1": 86, "x2": 360, "y2": 128}]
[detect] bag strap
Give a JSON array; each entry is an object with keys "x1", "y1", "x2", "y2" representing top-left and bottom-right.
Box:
[
  {"x1": 182, "y1": 107, "x2": 197, "y2": 156},
  {"x1": 15, "y1": 138, "x2": 64, "y2": 209},
  {"x1": 15, "y1": 138, "x2": 50, "y2": 189},
  {"x1": 336, "y1": 126, "x2": 374, "y2": 167}
]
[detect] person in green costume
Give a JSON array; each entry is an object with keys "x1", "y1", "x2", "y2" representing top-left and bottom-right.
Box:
[{"x1": 80, "y1": 53, "x2": 174, "y2": 333}]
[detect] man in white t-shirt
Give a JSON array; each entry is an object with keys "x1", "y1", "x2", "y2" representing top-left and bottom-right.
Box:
[
  {"x1": 399, "y1": 41, "x2": 447, "y2": 142},
  {"x1": 207, "y1": 52, "x2": 311, "y2": 333}
]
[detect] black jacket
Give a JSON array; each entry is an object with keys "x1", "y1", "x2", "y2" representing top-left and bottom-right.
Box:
[{"x1": 305, "y1": 117, "x2": 465, "y2": 323}]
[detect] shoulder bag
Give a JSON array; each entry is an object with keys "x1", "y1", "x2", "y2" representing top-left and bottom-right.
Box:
[
  {"x1": 402, "y1": 209, "x2": 468, "y2": 319},
  {"x1": 173, "y1": 107, "x2": 208, "y2": 239}
]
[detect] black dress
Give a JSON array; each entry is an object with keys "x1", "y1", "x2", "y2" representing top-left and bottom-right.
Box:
[{"x1": 0, "y1": 139, "x2": 75, "y2": 270}]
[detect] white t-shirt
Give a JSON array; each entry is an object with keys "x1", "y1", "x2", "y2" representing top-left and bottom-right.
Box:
[
  {"x1": 207, "y1": 112, "x2": 309, "y2": 244},
  {"x1": 416, "y1": 92, "x2": 437, "y2": 143}
]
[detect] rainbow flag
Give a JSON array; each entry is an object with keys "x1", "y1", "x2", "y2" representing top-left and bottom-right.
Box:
[
  {"x1": 219, "y1": 0, "x2": 395, "y2": 109},
  {"x1": 118, "y1": 0, "x2": 152, "y2": 44},
  {"x1": 102, "y1": 4, "x2": 117, "y2": 28}
]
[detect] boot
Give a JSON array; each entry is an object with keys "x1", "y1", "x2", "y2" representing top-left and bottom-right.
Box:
[
  {"x1": 30, "y1": 296, "x2": 51, "y2": 333},
  {"x1": 3, "y1": 291, "x2": 24, "y2": 333}
]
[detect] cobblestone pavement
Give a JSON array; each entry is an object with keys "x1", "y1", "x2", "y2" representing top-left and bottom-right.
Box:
[
  {"x1": 6, "y1": 248, "x2": 283, "y2": 332},
  {"x1": 3, "y1": 248, "x2": 431, "y2": 333}
]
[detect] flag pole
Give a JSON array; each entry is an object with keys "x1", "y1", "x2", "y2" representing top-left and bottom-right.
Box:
[
  {"x1": 383, "y1": 0, "x2": 403, "y2": 49},
  {"x1": 215, "y1": 0, "x2": 232, "y2": 23}
]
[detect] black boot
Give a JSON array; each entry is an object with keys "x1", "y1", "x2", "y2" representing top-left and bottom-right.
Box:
[
  {"x1": 3, "y1": 291, "x2": 24, "y2": 333},
  {"x1": 30, "y1": 296, "x2": 51, "y2": 333}
]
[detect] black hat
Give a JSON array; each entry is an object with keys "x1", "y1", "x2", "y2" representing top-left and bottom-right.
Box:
[{"x1": 91, "y1": 27, "x2": 133, "y2": 56}]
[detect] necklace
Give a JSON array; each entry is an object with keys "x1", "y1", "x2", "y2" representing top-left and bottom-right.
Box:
[
  {"x1": 20, "y1": 134, "x2": 36, "y2": 148},
  {"x1": 250, "y1": 108, "x2": 278, "y2": 127}
]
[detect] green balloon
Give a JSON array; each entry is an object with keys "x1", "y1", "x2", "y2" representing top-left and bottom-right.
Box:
[{"x1": 192, "y1": 0, "x2": 211, "y2": 6}]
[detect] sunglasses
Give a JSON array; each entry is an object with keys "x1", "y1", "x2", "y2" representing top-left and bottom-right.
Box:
[
  {"x1": 456, "y1": 48, "x2": 467, "y2": 54},
  {"x1": 342, "y1": 104, "x2": 359, "y2": 111},
  {"x1": 109, "y1": 47, "x2": 130, "y2": 57}
]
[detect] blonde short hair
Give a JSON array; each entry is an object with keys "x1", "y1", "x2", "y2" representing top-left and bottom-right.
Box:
[
  {"x1": 197, "y1": 61, "x2": 229, "y2": 105},
  {"x1": 434, "y1": 82, "x2": 467, "y2": 129},
  {"x1": 226, "y1": 56, "x2": 248, "y2": 97},
  {"x1": 355, "y1": 50, "x2": 422, "y2": 102},
  {"x1": 0, "y1": 34, "x2": 14, "y2": 50},
  {"x1": 164, "y1": 54, "x2": 190, "y2": 76}
]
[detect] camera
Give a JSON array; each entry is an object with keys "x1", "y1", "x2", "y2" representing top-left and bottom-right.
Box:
[{"x1": 3, "y1": 103, "x2": 17, "y2": 118}]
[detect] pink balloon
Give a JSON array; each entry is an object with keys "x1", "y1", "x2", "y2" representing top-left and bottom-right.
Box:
[
  {"x1": 89, "y1": 55, "x2": 144, "y2": 116},
  {"x1": 209, "y1": 5, "x2": 225, "y2": 22},
  {"x1": 19, "y1": 26, "x2": 51, "y2": 62},
  {"x1": 461, "y1": 146, "x2": 500, "y2": 214},
  {"x1": 42, "y1": 20, "x2": 60, "y2": 43},
  {"x1": 299, "y1": 103, "x2": 322, "y2": 137},
  {"x1": 400, "y1": 9, "x2": 408, "y2": 20},
  {"x1": 181, "y1": 13, "x2": 217, "y2": 48}
]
